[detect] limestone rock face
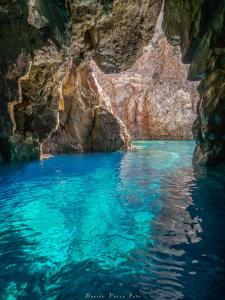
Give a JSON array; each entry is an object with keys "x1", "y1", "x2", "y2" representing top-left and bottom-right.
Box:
[
  {"x1": 0, "y1": 0, "x2": 160, "y2": 160},
  {"x1": 94, "y1": 11, "x2": 199, "y2": 140},
  {"x1": 0, "y1": 0, "x2": 50, "y2": 159},
  {"x1": 7, "y1": 46, "x2": 63, "y2": 160},
  {"x1": 67, "y1": 0, "x2": 162, "y2": 72},
  {"x1": 41, "y1": 61, "x2": 130, "y2": 154},
  {"x1": 5, "y1": 0, "x2": 225, "y2": 165},
  {"x1": 163, "y1": 0, "x2": 225, "y2": 165},
  {"x1": 92, "y1": 105, "x2": 131, "y2": 151}
]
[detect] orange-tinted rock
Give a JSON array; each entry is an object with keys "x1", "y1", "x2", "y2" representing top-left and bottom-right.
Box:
[
  {"x1": 92, "y1": 106, "x2": 131, "y2": 152},
  {"x1": 0, "y1": 0, "x2": 160, "y2": 160},
  {"x1": 42, "y1": 61, "x2": 130, "y2": 154},
  {"x1": 94, "y1": 10, "x2": 199, "y2": 140}
]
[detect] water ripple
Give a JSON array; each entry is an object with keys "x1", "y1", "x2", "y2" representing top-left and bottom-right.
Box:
[{"x1": 0, "y1": 141, "x2": 225, "y2": 299}]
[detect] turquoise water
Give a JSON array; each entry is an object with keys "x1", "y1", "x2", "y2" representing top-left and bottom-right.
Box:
[{"x1": 0, "y1": 141, "x2": 225, "y2": 299}]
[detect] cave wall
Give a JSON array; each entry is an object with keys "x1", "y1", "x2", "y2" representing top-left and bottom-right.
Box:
[
  {"x1": 93, "y1": 10, "x2": 199, "y2": 140},
  {"x1": 41, "y1": 61, "x2": 130, "y2": 154},
  {"x1": 0, "y1": 0, "x2": 52, "y2": 160},
  {"x1": 163, "y1": 0, "x2": 225, "y2": 165},
  {"x1": 2, "y1": 0, "x2": 225, "y2": 165},
  {"x1": 0, "y1": 0, "x2": 162, "y2": 160}
]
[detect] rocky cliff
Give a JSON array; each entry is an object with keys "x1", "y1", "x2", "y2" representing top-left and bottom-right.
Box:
[
  {"x1": 0, "y1": 0, "x2": 162, "y2": 160},
  {"x1": 163, "y1": 0, "x2": 225, "y2": 165},
  {"x1": 93, "y1": 10, "x2": 199, "y2": 140},
  {"x1": 41, "y1": 61, "x2": 130, "y2": 154},
  {"x1": 2, "y1": 0, "x2": 225, "y2": 165}
]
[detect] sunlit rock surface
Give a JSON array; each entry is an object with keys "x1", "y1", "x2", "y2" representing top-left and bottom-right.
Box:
[
  {"x1": 42, "y1": 62, "x2": 130, "y2": 154},
  {"x1": 94, "y1": 10, "x2": 199, "y2": 140},
  {"x1": 2, "y1": 0, "x2": 225, "y2": 165},
  {"x1": 0, "y1": 0, "x2": 161, "y2": 160},
  {"x1": 92, "y1": 105, "x2": 131, "y2": 151}
]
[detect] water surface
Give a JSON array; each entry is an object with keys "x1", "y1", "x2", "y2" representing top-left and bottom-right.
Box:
[{"x1": 0, "y1": 141, "x2": 225, "y2": 299}]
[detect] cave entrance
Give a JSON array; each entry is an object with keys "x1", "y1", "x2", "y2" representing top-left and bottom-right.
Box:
[{"x1": 92, "y1": 9, "x2": 199, "y2": 141}]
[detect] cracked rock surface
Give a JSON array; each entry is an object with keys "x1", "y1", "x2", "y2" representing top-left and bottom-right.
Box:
[
  {"x1": 0, "y1": 0, "x2": 161, "y2": 160},
  {"x1": 163, "y1": 0, "x2": 225, "y2": 165},
  {"x1": 94, "y1": 10, "x2": 199, "y2": 140}
]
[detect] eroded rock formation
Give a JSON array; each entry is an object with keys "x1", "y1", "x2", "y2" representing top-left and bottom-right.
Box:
[
  {"x1": 41, "y1": 61, "x2": 130, "y2": 154},
  {"x1": 163, "y1": 0, "x2": 225, "y2": 165},
  {"x1": 94, "y1": 10, "x2": 199, "y2": 140},
  {"x1": 2, "y1": 0, "x2": 225, "y2": 165},
  {"x1": 0, "y1": 0, "x2": 162, "y2": 160}
]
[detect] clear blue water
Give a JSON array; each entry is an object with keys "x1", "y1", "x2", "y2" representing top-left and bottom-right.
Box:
[{"x1": 0, "y1": 141, "x2": 225, "y2": 300}]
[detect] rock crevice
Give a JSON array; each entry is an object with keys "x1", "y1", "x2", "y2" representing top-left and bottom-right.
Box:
[
  {"x1": 93, "y1": 9, "x2": 199, "y2": 140},
  {"x1": 163, "y1": 0, "x2": 225, "y2": 165},
  {"x1": 1, "y1": 0, "x2": 162, "y2": 160},
  {"x1": 2, "y1": 0, "x2": 225, "y2": 165}
]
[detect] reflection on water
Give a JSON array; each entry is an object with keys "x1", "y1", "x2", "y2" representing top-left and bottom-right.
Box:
[{"x1": 0, "y1": 141, "x2": 225, "y2": 300}]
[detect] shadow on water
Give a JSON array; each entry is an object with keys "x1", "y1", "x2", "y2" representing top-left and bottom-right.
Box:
[
  {"x1": 182, "y1": 166, "x2": 225, "y2": 300},
  {"x1": 0, "y1": 142, "x2": 225, "y2": 299},
  {"x1": 0, "y1": 229, "x2": 47, "y2": 299},
  {"x1": 156, "y1": 165, "x2": 225, "y2": 300}
]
